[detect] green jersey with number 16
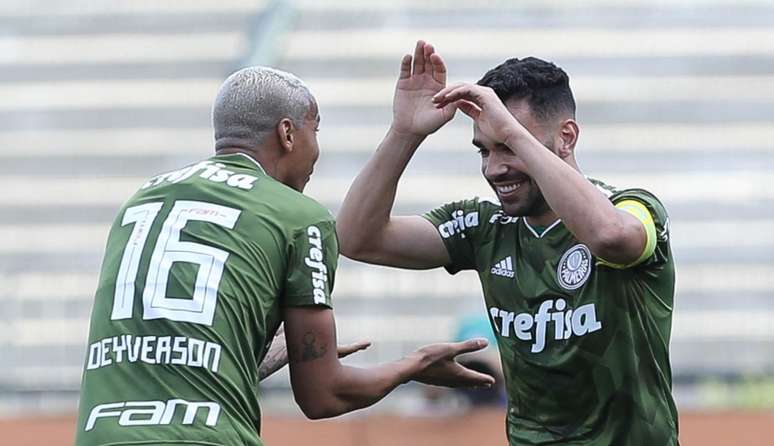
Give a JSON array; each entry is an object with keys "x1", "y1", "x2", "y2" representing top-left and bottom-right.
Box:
[
  {"x1": 75, "y1": 153, "x2": 337, "y2": 446},
  {"x1": 424, "y1": 180, "x2": 678, "y2": 445}
]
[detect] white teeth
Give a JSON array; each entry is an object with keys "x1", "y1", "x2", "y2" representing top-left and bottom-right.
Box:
[{"x1": 497, "y1": 182, "x2": 521, "y2": 193}]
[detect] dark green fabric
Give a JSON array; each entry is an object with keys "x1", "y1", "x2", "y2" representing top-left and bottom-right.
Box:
[
  {"x1": 423, "y1": 180, "x2": 678, "y2": 445},
  {"x1": 76, "y1": 153, "x2": 337, "y2": 446}
]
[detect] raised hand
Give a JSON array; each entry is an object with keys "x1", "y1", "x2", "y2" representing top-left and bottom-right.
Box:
[
  {"x1": 433, "y1": 82, "x2": 526, "y2": 147},
  {"x1": 391, "y1": 40, "x2": 457, "y2": 137},
  {"x1": 410, "y1": 338, "x2": 495, "y2": 388}
]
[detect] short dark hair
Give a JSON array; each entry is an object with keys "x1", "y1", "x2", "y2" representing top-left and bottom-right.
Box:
[{"x1": 477, "y1": 57, "x2": 575, "y2": 121}]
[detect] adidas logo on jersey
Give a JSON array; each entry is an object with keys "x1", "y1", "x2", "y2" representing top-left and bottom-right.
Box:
[{"x1": 491, "y1": 256, "x2": 515, "y2": 278}]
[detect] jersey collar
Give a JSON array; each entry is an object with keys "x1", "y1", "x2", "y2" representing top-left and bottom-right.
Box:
[
  {"x1": 214, "y1": 152, "x2": 268, "y2": 175},
  {"x1": 523, "y1": 218, "x2": 562, "y2": 238},
  {"x1": 231, "y1": 152, "x2": 267, "y2": 175}
]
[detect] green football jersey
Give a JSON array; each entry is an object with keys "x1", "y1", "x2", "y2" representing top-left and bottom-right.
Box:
[
  {"x1": 424, "y1": 180, "x2": 678, "y2": 445},
  {"x1": 75, "y1": 153, "x2": 337, "y2": 446}
]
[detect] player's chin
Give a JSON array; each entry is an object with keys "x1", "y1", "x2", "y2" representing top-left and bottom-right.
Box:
[
  {"x1": 292, "y1": 180, "x2": 307, "y2": 193},
  {"x1": 498, "y1": 184, "x2": 536, "y2": 214},
  {"x1": 499, "y1": 199, "x2": 527, "y2": 217},
  {"x1": 296, "y1": 175, "x2": 312, "y2": 193}
]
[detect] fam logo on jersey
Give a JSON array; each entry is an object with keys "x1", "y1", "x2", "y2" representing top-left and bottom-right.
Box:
[
  {"x1": 491, "y1": 256, "x2": 515, "y2": 279},
  {"x1": 488, "y1": 211, "x2": 519, "y2": 225},
  {"x1": 557, "y1": 244, "x2": 593, "y2": 290},
  {"x1": 85, "y1": 399, "x2": 220, "y2": 432},
  {"x1": 437, "y1": 210, "x2": 479, "y2": 239}
]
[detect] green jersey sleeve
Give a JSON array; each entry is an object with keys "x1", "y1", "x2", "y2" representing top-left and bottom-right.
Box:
[
  {"x1": 423, "y1": 197, "x2": 497, "y2": 274},
  {"x1": 282, "y1": 219, "x2": 338, "y2": 308},
  {"x1": 611, "y1": 188, "x2": 670, "y2": 269}
]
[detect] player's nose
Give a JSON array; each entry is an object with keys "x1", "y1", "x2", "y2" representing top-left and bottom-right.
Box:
[{"x1": 483, "y1": 152, "x2": 509, "y2": 180}]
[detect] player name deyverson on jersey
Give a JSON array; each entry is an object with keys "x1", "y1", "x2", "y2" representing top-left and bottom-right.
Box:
[{"x1": 85, "y1": 335, "x2": 222, "y2": 373}]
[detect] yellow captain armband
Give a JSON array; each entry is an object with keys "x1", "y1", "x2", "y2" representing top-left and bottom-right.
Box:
[{"x1": 598, "y1": 200, "x2": 657, "y2": 269}]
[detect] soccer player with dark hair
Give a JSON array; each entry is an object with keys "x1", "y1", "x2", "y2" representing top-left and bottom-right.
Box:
[
  {"x1": 338, "y1": 41, "x2": 678, "y2": 445},
  {"x1": 74, "y1": 66, "x2": 494, "y2": 446}
]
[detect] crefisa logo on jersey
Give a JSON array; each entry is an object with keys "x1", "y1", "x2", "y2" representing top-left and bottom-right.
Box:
[
  {"x1": 489, "y1": 298, "x2": 602, "y2": 353},
  {"x1": 142, "y1": 161, "x2": 258, "y2": 191},
  {"x1": 305, "y1": 225, "x2": 328, "y2": 305},
  {"x1": 557, "y1": 244, "x2": 592, "y2": 290},
  {"x1": 437, "y1": 210, "x2": 479, "y2": 239}
]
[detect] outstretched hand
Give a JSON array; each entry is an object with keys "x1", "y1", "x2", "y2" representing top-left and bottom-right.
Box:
[
  {"x1": 411, "y1": 338, "x2": 495, "y2": 388},
  {"x1": 337, "y1": 340, "x2": 372, "y2": 358},
  {"x1": 391, "y1": 40, "x2": 457, "y2": 137},
  {"x1": 433, "y1": 82, "x2": 525, "y2": 147}
]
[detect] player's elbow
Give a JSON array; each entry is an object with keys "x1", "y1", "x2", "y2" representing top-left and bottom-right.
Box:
[
  {"x1": 589, "y1": 224, "x2": 637, "y2": 265},
  {"x1": 299, "y1": 405, "x2": 331, "y2": 420},
  {"x1": 337, "y1": 232, "x2": 364, "y2": 260},
  {"x1": 292, "y1": 380, "x2": 342, "y2": 420},
  {"x1": 336, "y1": 222, "x2": 366, "y2": 259},
  {"x1": 295, "y1": 394, "x2": 342, "y2": 420},
  {"x1": 591, "y1": 228, "x2": 624, "y2": 256},
  {"x1": 337, "y1": 223, "x2": 382, "y2": 262}
]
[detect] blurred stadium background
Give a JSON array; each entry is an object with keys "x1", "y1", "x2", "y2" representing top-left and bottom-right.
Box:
[{"x1": 1, "y1": 0, "x2": 774, "y2": 444}]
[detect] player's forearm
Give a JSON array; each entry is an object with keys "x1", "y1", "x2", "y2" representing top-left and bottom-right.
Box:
[
  {"x1": 328, "y1": 359, "x2": 423, "y2": 416},
  {"x1": 506, "y1": 130, "x2": 626, "y2": 253},
  {"x1": 258, "y1": 340, "x2": 288, "y2": 381},
  {"x1": 294, "y1": 356, "x2": 422, "y2": 419},
  {"x1": 337, "y1": 127, "x2": 425, "y2": 257}
]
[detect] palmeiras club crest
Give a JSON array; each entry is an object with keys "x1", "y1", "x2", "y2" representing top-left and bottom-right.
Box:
[{"x1": 557, "y1": 244, "x2": 593, "y2": 290}]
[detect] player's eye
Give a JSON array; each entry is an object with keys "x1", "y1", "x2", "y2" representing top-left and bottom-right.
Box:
[{"x1": 477, "y1": 148, "x2": 489, "y2": 157}]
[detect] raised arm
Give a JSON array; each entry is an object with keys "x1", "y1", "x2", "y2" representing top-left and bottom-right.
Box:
[
  {"x1": 433, "y1": 84, "x2": 649, "y2": 265},
  {"x1": 337, "y1": 41, "x2": 456, "y2": 269},
  {"x1": 284, "y1": 307, "x2": 493, "y2": 419}
]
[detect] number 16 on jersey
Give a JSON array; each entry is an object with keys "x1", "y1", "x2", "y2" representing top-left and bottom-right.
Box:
[{"x1": 110, "y1": 200, "x2": 241, "y2": 326}]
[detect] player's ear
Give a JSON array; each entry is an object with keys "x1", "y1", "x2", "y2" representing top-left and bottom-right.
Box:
[
  {"x1": 556, "y1": 119, "x2": 579, "y2": 159},
  {"x1": 276, "y1": 118, "x2": 295, "y2": 153}
]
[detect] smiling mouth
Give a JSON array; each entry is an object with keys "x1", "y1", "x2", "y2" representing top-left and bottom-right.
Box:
[{"x1": 494, "y1": 179, "x2": 527, "y2": 196}]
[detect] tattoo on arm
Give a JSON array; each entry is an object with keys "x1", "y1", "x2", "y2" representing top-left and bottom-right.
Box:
[
  {"x1": 298, "y1": 332, "x2": 327, "y2": 362},
  {"x1": 258, "y1": 337, "x2": 289, "y2": 381}
]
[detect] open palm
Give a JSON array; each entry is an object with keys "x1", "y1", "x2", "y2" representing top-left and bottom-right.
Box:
[
  {"x1": 412, "y1": 339, "x2": 495, "y2": 388},
  {"x1": 392, "y1": 41, "x2": 457, "y2": 136}
]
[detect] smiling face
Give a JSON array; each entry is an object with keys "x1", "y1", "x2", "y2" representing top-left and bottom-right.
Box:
[
  {"x1": 475, "y1": 98, "x2": 559, "y2": 218},
  {"x1": 473, "y1": 57, "x2": 578, "y2": 220}
]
